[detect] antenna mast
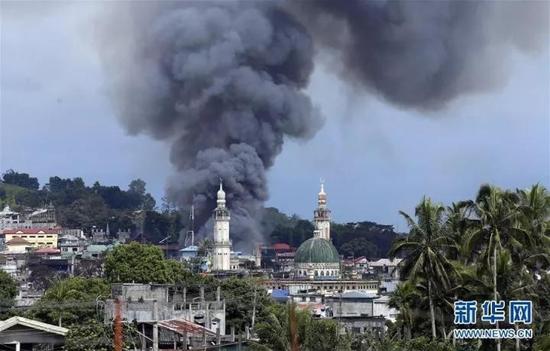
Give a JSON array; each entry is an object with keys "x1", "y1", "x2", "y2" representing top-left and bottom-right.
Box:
[{"x1": 188, "y1": 204, "x2": 195, "y2": 246}]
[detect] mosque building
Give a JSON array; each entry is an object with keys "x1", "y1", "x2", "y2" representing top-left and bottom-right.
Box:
[
  {"x1": 293, "y1": 183, "x2": 341, "y2": 280},
  {"x1": 211, "y1": 182, "x2": 232, "y2": 271}
]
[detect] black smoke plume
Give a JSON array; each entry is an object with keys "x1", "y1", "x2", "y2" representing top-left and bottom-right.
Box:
[
  {"x1": 98, "y1": 1, "x2": 321, "y2": 249},
  {"x1": 290, "y1": 0, "x2": 548, "y2": 109},
  {"x1": 97, "y1": 1, "x2": 547, "y2": 249}
]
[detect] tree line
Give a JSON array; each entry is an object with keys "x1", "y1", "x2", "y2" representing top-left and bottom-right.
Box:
[{"x1": 388, "y1": 184, "x2": 550, "y2": 351}]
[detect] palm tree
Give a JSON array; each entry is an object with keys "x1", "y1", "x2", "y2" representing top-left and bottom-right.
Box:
[
  {"x1": 465, "y1": 185, "x2": 525, "y2": 351},
  {"x1": 444, "y1": 201, "x2": 475, "y2": 262},
  {"x1": 388, "y1": 281, "x2": 419, "y2": 340},
  {"x1": 390, "y1": 197, "x2": 455, "y2": 340},
  {"x1": 517, "y1": 184, "x2": 550, "y2": 272},
  {"x1": 43, "y1": 282, "x2": 80, "y2": 326}
]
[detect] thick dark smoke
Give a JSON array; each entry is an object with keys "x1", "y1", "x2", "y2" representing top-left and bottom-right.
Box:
[
  {"x1": 97, "y1": 1, "x2": 547, "y2": 249},
  {"x1": 291, "y1": 0, "x2": 548, "y2": 109},
  {"x1": 98, "y1": 1, "x2": 320, "y2": 249}
]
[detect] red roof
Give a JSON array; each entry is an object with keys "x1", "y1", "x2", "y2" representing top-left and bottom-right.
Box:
[
  {"x1": 272, "y1": 243, "x2": 291, "y2": 252},
  {"x1": 34, "y1": 247, "x2": 61, "y2": 254},
  {"x1": 6, "y1": 237, "x2": 31, "y2": 245},
  {"x1": 2, "y1": 228, "x2": 60, "y2": 235}
]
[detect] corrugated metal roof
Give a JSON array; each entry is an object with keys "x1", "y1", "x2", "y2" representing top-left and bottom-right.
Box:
[{"x1": 158, "y1": 319, "x2": 217, "y2": 336}]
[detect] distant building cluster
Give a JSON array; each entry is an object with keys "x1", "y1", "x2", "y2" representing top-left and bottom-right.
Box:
[
  {"x1": 1, "y1": 181, "x2": 405, "y2": 342},
  {"x1": 177, "y1": 181, "x2": 403, "y2": 337}
]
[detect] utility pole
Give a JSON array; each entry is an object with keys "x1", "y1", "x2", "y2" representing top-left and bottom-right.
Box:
[
  {"x1": 114, "y1": 298, "x2": 123, "y2": 351},
  {"x1": 251, "y1": 285, "x2": 257, "y2": 333}
]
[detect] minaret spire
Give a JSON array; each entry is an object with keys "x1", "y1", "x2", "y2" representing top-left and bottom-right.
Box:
[
  {"x1": 314, "y1": 179, "x2": 331, "y2": 240},
  {"x1": 212, "y1": 181, "x2": 231, "y2": 271}
]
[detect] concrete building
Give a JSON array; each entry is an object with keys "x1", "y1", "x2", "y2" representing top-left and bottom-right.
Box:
[
  {"x1": 58, "y1": 234, "x2": 87, "y2": 257},
  {"x1": 211, "y1": 182, "x2": 231, "y2": 271},
  {"x1": 0, "y1": 206, "x2": 25, "y2": 230},
  {"x1": 104, "y1": 283, "x2": 226, "y2": 335},
  {"x1": 179, "y1": 245, "x2": 199, "y2": 262},
  {"x1": 368, "y1": 258, "x2": 402, "y2": 280},
  {"x1": 326, "y1": 291, "x2": 389, "y2": 335},
  {"x1": 264, "y1": 279, "x2": 380, "y2": 295},
  {"x1": 82, "y1": 244, "x2": 113, "y2": 259},
  {"x1": 26, "y1": 203, "x2": 57, "y2": 228}
]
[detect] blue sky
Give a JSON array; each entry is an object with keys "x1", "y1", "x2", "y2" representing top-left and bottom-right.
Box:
[{"x1": 1, "y1": 2, "x2": 548, "y2": 231}]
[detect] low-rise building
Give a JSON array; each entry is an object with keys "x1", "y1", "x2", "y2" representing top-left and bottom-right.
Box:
[
  {"x1": 179, "y1": 245, "x2": 199, "y2": 262},
  {"x1": 82, "y1": 244, "x2": 113, "y2": 259},
  {"x1": 264, "y1": 279, "x2": 379, "y2": 295},
  {"x1": 58, "y1": 234, "x2": 86, "y2": 257},
  {"x1": 26, "y1": 203, "x2": 57, "y2": 228},
  {"x1": 326, "y1": 290, "x2": 388, "y2": 335},
  {"x1": 2, "y1": 228, "x2": 59, "y2": 250},
  {"x1": 0, "y1": 206, "x2": 26, "y2": 230},
  {"x1": 368, "y1": 258, "x2": 402, "y2": 280},
  {"x1": 5, "y1": 237, "x2": 32, "y2": 253},
  {"x1": 104, "y1": 283, "x2": 226, "y2": 335}
]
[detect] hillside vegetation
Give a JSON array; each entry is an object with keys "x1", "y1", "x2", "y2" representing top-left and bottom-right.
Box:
[{"x1": 0, "y1": 170, "x2": 400, "y2": 257}]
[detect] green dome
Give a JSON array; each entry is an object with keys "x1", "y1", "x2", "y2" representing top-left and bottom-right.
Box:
[{"x1": 294, "y1": 238, "x2": 340, "y2": 263}]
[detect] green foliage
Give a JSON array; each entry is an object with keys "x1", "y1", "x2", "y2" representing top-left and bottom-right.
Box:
[
  {"x1": 217, "y1": 277, "x2": 275, "y2": 331},
  {"x1": 105, "y1": 242, "x2": 189, "y2": 283},
  {"x1": 2, "y1": 169, "x2": 39, "y2": 190},
  {"x1": 0, "y1": 172, "x2": 169, "y2": 241},
  {"x1": 63, "y1": 319, "x2": 112, "y2": 351},
  {"x1": 0, "y1": 270, "x2": 17, "y2": 314},
  {"x1": 63, "y1": 319, "x2": 140, "y2": 351},
  {"x1": 339, "y1": 237, "x2": 379, "y2": 258},
  {"x1": 255, "y1": 303, "x2": 350, "y2": 351},
  {"x1": 30, "y1": 277, "x2": 110, "y2": 327},
  {"x1": 389, "y1": 184, "x2": 550, "y2": 348},
  {"x1": 143, "y1": 209, "x2": 182, "y2": 243}
]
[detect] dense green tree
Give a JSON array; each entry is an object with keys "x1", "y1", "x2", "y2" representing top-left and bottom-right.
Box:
[
  {"x1": 255, "y1": 303, "x2": 350, "y2": 351},
  {"x1": 0, "y1": 270, "x2": 17, "y2": 314},
  {"x1": 339, "y1": 237, "x2": 379, "y2": 258},
  {"x1": 2, "y1": 169, "x2": 39, "y2": 190},
  {"x1": 219, "y1": 278, "x2": 275, "y2": 332},
  {"x1": 63, "y1": 319, "x2": 140, "y2": 351},
  {"x1": 30, "y1": 277, "x2": 110, "y2": 327},
  {"x1": 390, "y1": 197, "x2": 455, "y2": 340},
  {"x1": 105, "y1": 242, "x2": 188, "y2": 283}
]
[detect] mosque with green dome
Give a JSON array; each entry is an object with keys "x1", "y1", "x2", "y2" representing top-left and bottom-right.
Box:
[{"x1": 294, "y1": 183, "x2": 341, "y2": 280}]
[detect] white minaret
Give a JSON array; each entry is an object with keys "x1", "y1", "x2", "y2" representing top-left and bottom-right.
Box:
[
  {"x1": 212, "y1": 181, "x2": 231, "y2": 271},
  {"x1": 314, "y1": 181, "x2": 331, "y2": 241}
]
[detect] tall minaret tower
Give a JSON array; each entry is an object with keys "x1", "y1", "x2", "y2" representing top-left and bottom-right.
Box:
[
  {"x1": 212, "y1": 181, "x2": 231, "y2": 271},
  {"x1": 314, "y1": 181, "x2": 331, "y2": 241}
]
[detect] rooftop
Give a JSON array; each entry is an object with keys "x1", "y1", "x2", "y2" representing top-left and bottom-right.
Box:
[
  {"x1": 6, "y1": 237, "x2": 31, "y2": 245},
  {"x1": 369, "y1": 258, "x2": 402, "y2": 267},
  {"x1": 2, "y1": 228, "x2": 60, "y2": 235},
  {"x1": 0, "y1": 316, "x2": 68, "y2": 336}
]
